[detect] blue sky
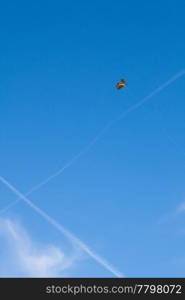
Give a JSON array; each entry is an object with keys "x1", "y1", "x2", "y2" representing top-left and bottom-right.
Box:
[{"x1": 0, "y1": 0, "x2": 185, "y2": 277}]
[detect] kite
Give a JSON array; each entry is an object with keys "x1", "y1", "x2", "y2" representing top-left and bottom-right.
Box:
[{"x1": 116, "y1": 78, "x2": 127, "y2": 90}]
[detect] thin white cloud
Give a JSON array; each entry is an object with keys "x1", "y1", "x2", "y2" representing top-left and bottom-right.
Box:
[
  {"x1": 0, "y1": 176, "x2": 124, "y2": 277},
  {"x1": 0, "y1": 218, "x2": 78, "y2": 277},
  {"x1": 175, "y1": 201, "x2": 185, "y2": 215},
  {"x1": 158, "y1": 200, "x2": 185, "y2": 225}
]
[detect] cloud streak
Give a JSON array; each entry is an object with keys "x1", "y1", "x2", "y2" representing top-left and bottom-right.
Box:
[
  {"x1": 0, "y1": 218, "x2": 77, "y2": 277},
  {"x1": 0, "y1": 176, "x2": 124, "y2": 278},
  {"x1": 175, "y1": 201, "x2": 185, "y2": 215},
  {"x1": 24, "y1": 70, "x2": 185, "y2": 193},
  {"x1": 0, "y1": 70, "x2": 184, "y2": 216},
  {"x1": 158, "y1": 200, "x2": 185, "y2": 225},
  {"x1": 0, "y1": 70, "x2": 184, "y2": 276}
]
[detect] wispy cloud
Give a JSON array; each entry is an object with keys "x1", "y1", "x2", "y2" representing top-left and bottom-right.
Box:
[
  {"x1": 0, "y1": 176, "x2": 124, "y2": 277},
  {"x1": 158, "y1": 200, "x2": 185, "y2": 225},
  {"x1": 175, "y1": 201, "x2": 185, "y2": 215},
  {"x1": 1, "y1": 71, "x2": 184, "y2": 277},
  {"x1": 0, "y1": 218, "x2": 78, "y2": 277}
]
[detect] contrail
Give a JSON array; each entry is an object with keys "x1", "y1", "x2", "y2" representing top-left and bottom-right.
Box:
[
  {"x1": 0, "y1": 70, "x2": 185, "y2": 216},
  {"x1": 0, "y1": 176, "x2": 124, "y2": 278},
  {"x1": 16, "y1": 70, "x2": 185, "y2": 194},
  {"x1": 115, "y1": 70, "x2": 185, "y2": 121}
]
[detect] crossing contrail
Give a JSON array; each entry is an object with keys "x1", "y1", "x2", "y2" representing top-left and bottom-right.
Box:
[
  {"x1": 0, "y1": 175, "x2": 124, "y2": 278},
  {"x1": 0, "y1": 70, "x2": 185, "y2": 216}
]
